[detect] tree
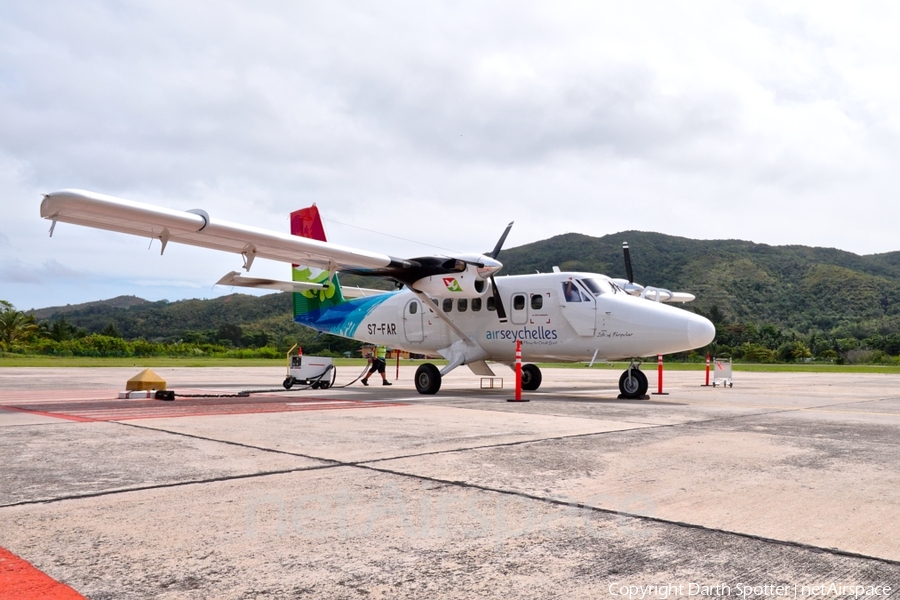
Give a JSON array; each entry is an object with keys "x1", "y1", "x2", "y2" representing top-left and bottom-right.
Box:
[
  {"x1": 777, "y1": 341, "x2": 812, "y2": 362},
  {"x1": 217, "y1": 323, "x2": 243, "y2": 347},
  {"x1": 0, "y1": 301, "x2": 38, "y2": 351},
  {"x1": 41, "y1": 317, "x2": 86, "y2": 342},
  {"x1": 100, "y1": 322, "x2": 122, "y2": 338},
  {"x1": 741, "y1": 343, "x2": 776, "y2": 363}
]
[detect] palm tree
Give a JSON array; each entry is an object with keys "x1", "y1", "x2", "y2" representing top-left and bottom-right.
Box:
[{"x1": 0, "y1": 301, "x2": 38, "y2": 351}]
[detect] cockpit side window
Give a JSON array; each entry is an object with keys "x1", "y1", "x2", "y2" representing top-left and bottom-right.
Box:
[{"x1": 562, "y1": 281, "x2": 582, "y2": 302}]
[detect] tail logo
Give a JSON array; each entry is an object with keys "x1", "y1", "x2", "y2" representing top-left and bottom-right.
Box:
[{"x1": 294, "y1": 266, "x2": 338, "y2": 302}]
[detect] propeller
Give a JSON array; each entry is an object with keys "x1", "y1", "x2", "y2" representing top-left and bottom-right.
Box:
[
  {"x1": 618, "y1": 241, "x2": 645, "y2": 295},
  {"x1": 622, "y1": 242, "x2": 634, "y2": 284},
  {"x1": 341, "y1": 222, "x2": 513, "y2": 320},
  {"x1": 619, "y1": 241, "x2": 695, "y2": 303},
  {"x1": 488, "y1": 222, "x2": 514, "y2": 260},
  {"x1": 487, "y1": 222, "x2": 514, "y2": 322}
]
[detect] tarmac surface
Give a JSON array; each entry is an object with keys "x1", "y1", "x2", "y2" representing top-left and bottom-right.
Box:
[{"x1": 1, "y1": 364, "x2": 900, "y2": 598}]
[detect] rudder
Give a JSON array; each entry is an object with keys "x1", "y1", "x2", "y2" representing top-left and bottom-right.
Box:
[{"x1": 290, "y1": 205, "x2": 345, "y2": 319}]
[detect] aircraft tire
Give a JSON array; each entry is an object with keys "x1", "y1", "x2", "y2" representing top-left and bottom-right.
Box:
[
  {"x1": 415, "y1": 363, "x2": 442, "y2": 395},
  {"x1": 618, "y1": 369, "x2": 648, "y2": 399},
  {"x1": 521, "y1": 364, "x2": 542, "y2": 391},
  {"x1": 283, "y1": 377, "x2": 294, "y2": 390}
]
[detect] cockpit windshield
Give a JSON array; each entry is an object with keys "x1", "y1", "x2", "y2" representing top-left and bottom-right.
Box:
[{"x1": 579, "y1": 278, "x2": 614, "y2": 296}]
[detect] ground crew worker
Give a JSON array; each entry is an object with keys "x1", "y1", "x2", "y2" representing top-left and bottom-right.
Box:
[{"x1": 361, "y1": 345, "x2": 391, "y2": 386}]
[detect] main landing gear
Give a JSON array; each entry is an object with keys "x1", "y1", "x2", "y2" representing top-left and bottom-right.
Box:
[
  {"x1": 521, "y1": 363, "x2": 542, "y2": 391},
  {"x1": 415, "y1": 363, "x2": 442, "y2": 395},
  {"x1": 618, "y1": 362, "x2": 648, "y2": 399},
  {"x1": 413, "y1": 362, "x2": 544, "y2": 395}
]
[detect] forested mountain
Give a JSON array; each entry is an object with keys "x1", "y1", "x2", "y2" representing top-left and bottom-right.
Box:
[
  {"x1": 500, "y1": 231, "x2": 900, "y2": 339},
  {"x1": 24, "y1": 231, "x2": 900, "y2": 359},
  {"x1": 26, "y1": 293, "x2": 354, "y2": 355}
]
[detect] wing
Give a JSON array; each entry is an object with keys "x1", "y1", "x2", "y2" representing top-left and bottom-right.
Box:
[
  {"x1": 41, "y1": 189, "x2": 413, "y2": 273},
  {"x1": 215, "y1": 271, "x2": 387, "y2": 298}
]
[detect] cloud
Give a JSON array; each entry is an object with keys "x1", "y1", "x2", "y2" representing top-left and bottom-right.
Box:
[
  {"x1": 3, "y1": 0, "x2": 900, "y2": 309},
  {"x1": 0, "y1": 258, "x2": 85, "y2": 284}
]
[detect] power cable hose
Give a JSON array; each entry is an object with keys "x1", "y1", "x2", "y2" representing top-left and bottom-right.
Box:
[{"x1": 168, "y1": 363, "x2": 373, "y2": 399}]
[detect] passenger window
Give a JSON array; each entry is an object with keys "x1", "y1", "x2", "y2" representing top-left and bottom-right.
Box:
[
  {"x1": 471, "y1": 298, "x2": 482, "y2": 311},
  {"x1": 513, "y1": 294, "x2": 525, "y2": 310},
  {"x1": 531, "y1": 294, "x2": 543, "y2": 310},
  {"x1": 562, "y1": 281, "x2": 582, "y2": 302},
  {"x1": 442, "y1": 298, "x2": 453, "y2": 312},
  {"x1": 487, "y1": 296, "x2": 496, "y2": 311},
  {"x1": 458, "y1": 298, "x2": 468, "y2": 312},
  {"x1": 409, "y1": 302, "x2": 418, "y2": 315}
]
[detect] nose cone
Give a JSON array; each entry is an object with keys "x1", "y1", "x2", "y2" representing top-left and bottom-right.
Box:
[
  {"x1": 476, "y1": 256, "x2": 503, "y2": 278},
  {"x1": 687, "y1": 314, "x2": 716, "y2": 348}
]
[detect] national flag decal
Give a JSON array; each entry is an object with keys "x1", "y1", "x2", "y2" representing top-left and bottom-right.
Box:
[{"x1": 443, "y1": 277, "x2": 463, "y2": 292}]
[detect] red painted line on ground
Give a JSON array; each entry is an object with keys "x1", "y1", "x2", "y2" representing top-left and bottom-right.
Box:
[
  {"x1": 0, "y1": 546, "x2": 86, "y2": 600},
  {"x1": 0, "y1": 405, "x2": 97, "y2": 422},
  {"x1": 0, "y1": 390, "x2": 116, "y2": 403},
  {"x1": 2, "y1": 395, "x2": 405, "y2": 422}
]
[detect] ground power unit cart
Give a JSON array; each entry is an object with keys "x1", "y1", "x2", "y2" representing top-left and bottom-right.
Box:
[{"x1": 283, "y1": 350, "x2": 336, "y2": 390}]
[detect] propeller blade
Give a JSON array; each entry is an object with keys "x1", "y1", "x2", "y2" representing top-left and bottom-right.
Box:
[
  {"x1": 488, "y1": 222, "x2": 514, "y2": 259},
  {"x1": 622, "y1": 242, "x2": 634, "y2": 284},
  {"x1": 490, "y1": 276, "x2": 508, "y2": 322}
]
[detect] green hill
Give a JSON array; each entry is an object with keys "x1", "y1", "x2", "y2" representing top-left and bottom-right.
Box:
[
  {"x1": 23, "y1": 231, "x2": 900, "y2": 360},
  {"x1": 499, "y1": 232, "x2": 900, "y2": 339},
  {"x1": 26, "y1": 293, "x2": 355, "y2": 355}
]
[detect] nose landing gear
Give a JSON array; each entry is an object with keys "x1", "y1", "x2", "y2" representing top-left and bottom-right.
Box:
[{"x1": 618, "y1": 361, "x2": 649, "y2": 399}]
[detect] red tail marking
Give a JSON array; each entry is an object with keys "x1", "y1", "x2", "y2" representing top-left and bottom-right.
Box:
[
  {"x1": 290, "y1": 205, "x2": 327, "y2": 242},
  {"x1": 290, "y1": 205, "x2": 327, "y2": 269}
]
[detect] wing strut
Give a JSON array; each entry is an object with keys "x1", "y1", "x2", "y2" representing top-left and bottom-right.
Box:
[{"x1": 409, "y1": 289, "x2": 476, "y2": 346}]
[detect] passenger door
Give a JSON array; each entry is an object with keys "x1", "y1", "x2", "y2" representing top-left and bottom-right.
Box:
[
  {"x1": 403, "y1": 299, "x2": 424, "y2": 342},
  {"x1": 510, "y1": 292, "x2": 528, "y2": 325}
]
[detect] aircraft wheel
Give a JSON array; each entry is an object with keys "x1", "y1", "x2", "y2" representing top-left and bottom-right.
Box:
[
  {"x1": 283, "y1": 377, "x2": 294, "y2": 390},
  {"x1": 618, "y1": 369, "x2": 648, "y2": 399},
  {"x1": 521, "y1": 364, "x2": 542, "y2": 391},
  {"x1": 415, "y1": 363, "x2": 442, "y2": 395}
]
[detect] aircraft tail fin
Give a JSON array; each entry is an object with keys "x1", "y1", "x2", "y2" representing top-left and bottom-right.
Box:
[{"x1": 290, "y1": 205, "x2": 345, "y2": 317}]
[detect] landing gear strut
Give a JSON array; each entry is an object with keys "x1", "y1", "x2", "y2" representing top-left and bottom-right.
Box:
[
  {"x1": 618, "y1": 362, "x2": 648, "y2": 399},
  {"x1": 415, "y1": 363, "x2": 442, "y2": 395}
]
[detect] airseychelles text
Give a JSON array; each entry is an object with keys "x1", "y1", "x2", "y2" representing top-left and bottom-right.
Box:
[{"x1": 484, "y1": 326, "x2": 558, "y2": 342}]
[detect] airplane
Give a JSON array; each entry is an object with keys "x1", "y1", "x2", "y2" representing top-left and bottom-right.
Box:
[{"x1": 40, "y1": 189, "x2": 716, "y2": 398}]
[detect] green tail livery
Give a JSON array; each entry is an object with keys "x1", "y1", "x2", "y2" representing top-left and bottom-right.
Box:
[{"x1": 292, "y1": 266, "x2": 390, "y2": 337}]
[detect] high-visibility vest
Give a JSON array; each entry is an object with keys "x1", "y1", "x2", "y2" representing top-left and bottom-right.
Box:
[{"x1": 376, "y1": 346, "x2": 387, "y2": 360}]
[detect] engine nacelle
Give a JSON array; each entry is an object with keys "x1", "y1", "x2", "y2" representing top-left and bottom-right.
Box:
[{"x1": 411, "y1": 264, "x2": 491, "y2": 298}]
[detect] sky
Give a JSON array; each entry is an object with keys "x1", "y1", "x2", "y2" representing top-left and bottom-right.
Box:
[{"x1": 3, "y1": 1, "x2": 900, "y2": 311}]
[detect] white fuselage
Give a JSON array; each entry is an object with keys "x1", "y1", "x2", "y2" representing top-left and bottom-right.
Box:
[{"x1": 344, "y1": 272, "x2": 715, "y2": 365}]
